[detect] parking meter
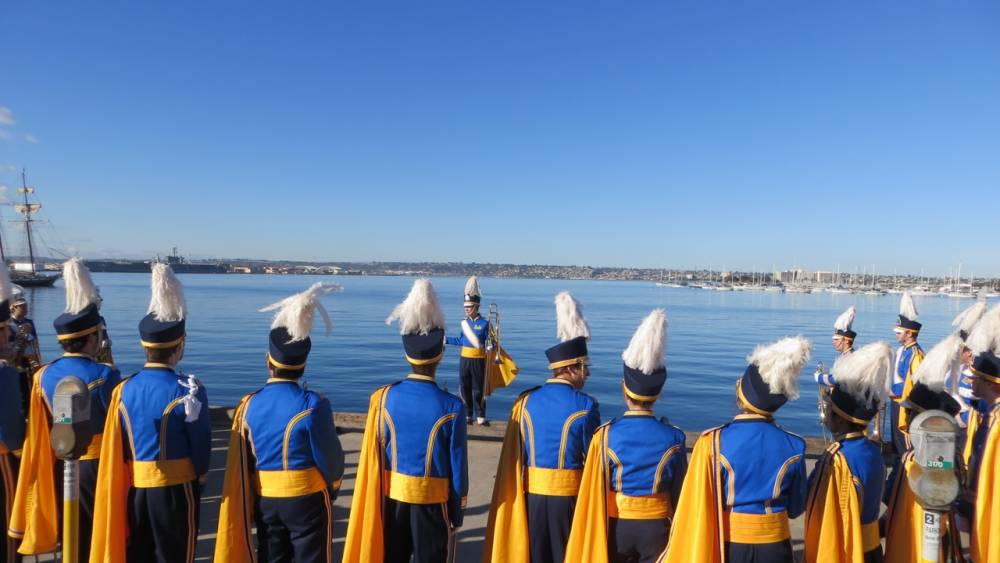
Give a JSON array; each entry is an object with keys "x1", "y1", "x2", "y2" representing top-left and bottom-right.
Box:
[
  {"x1": 51, "y1": 376, "x2": 93, "y2": 460},
  {"x1": 907, "y1": 409, "x2": 959, "y2": 563},
  {"x1": 50, "y1": 375, "x2": 92, "y2": 563}
]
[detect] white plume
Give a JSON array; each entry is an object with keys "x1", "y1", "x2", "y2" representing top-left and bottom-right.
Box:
[
  {"x1": 0, "y1": 262, "x2": 13, "y2": 304},
  {"x1": 952, "y1": 297, "x2": 988, "y2": 337},
  {"x1": 911, "y1": 334, "x2": 963, "y2": 391},
  {"x1": 834, "y1": 306, "x2": 856, "y2": 332},
  {"x1": 831, "y1": 341, "x2": 892, "y2": 406},
  {"x1": 966, "y1": 304, "x2": 1000, "y2": 357},
  {"x1": 554, "y1": 291, "x2": 590, "y2": 342},
  {"x1": 259, "y1": 282, "x2": 342, "y2": 342},
  {"x1": 899, "y1": 291, "x2": 918, "y2": 321},
  {"x1": 147, "y1": 263, "x2": 186, "y2": 322},
  {"x1": 63, "y1": 258, "x2": 101, "y2": 314},
  {"x1": 746, "y1": 336, "x2": 812, "y2": 400},
  {"x1": 622, "y1": 309, "x2": 668, "y2": 374},
  {"x1": 386, "y1": 279, "x2": 445, "y2": 335},
  {"x1": 464, "y1": 276, "x2": 481, "y2": 298}
]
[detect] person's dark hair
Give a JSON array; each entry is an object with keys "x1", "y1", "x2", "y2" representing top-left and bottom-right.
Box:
[
  {"x1": 273, "y1": 366, "x2": 305, "y2": 379},
  {"x1": 60, "y1": 334, "x2": 93, "y2": 354},
  {"x1": 411, "y1": 363, "x2": 437, "y2": 376},
  {"x1": 145, "y1": 344, "x2": 180, "y2": 364},
  {"x1": 829, "y1": 412, "x2": 869, "y2": 435}
]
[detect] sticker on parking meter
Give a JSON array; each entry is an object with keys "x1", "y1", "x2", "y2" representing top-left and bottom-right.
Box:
[
  {"x1": 915, "y1": 431, "x2": 955, "y2": 470},
  {"x1": 53, "y1": 395, "x2": 75, "y2": 425}
]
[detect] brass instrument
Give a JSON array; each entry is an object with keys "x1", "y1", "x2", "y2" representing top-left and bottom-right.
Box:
[
  {"x1": 485, "y1": 303, "x2": 501, "y2": 365},
  {"x1": 13, "y1": 321, "x2": 41, "y2": 374},
  {"x1": 95, "y1": 323, "x2": 115, "y2": 366},
  {"x1": 484, "y1": 303, "x2": 519, "y2": 396},
  {"x1": 816, "y1": 361, "x2": 832, "y2": 445}
]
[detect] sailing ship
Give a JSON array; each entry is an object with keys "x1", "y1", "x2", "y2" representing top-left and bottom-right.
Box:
[{"x1": 2, "y1": 171, "x2": 59, "y2": 287}]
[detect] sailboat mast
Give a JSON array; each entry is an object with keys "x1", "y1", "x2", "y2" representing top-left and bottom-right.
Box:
[{"x1": 21, "y1": 169, "x2": 37, "y2": 275}]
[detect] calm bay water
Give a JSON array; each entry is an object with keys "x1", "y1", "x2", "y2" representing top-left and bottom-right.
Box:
[{"x1": 20, "y1": 274, "x2": 987, "y2": 435}]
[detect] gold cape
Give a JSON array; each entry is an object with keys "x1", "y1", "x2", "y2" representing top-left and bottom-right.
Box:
[
  {"x1": 963, "y1": 407, "x2": 981, "y2": 468},
  {"x1": 563, "y1": 424, "x2": 610, "y2": 562},
  {"x1": 972, "y1": 408, "x2": 1000, "y2": 562},
  {"x1": 657, "y1": 429, "x2": 723, "y2": 563},
  {"x1": 895, "y1": 349, "x2": 924, "y2": 442},
  {"x1": 484, "y1": 344, "x2": 519, "y2": 397},
  {"x1": 803, "y1": 444, "x2": 865, "y2": 563},
  {"x1": 882, "y1": 452, "x2": 962, "y2": 563},
  {"x1": 342, "y1": 385, "x2": 391, "y2": 563},
  {"x1": 89, "y1": 380, "x2": 131, "y2": 563},
  {"x1": 213, "y1": 395, "x2": 256, "y2": 563},
  {"x1": 481, "y1": 393, "x2": 531, "y2": 563},
  {"x1": 7, "y1": 365, "x2": 58, "y2": 555}
]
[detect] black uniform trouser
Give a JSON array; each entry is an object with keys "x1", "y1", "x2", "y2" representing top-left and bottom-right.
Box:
[
  {"x1": 256, "y1": 489, "x2": 334, "y2": 563},
  {"x1": 126, "y1": 481, "x2": 200, "y2": 563},
  {"x1": 459, "y1": 357, "x2": 486, "y2": 419},
  {"x1": 608, "y1": 517, "x2": 670, "y2": 563},
  {"x1": 725, "y1": 540, "x2": 793, "y2": 563},
  {"x1": 526, "y1": 493, "x2": 575, "y2": 563},
  {"x1": 864, "y1": 547, "x2": 884, "y2": 563},
  {"x1": 382, "y1": 498, "x2": 452, "y2": 563},
  {"x1": 1, "y1": 453, "x2": 20, "y2": 563},
  {"x1": 889, "y1": 401, "x2": 907, "y2": 456},
  {"x1": 53, "y1": 458, "x2": 98, "y2": 563}
]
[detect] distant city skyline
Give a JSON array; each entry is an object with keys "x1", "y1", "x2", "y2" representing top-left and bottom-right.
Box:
[{"x1": 1, "y1": 2, "x2": 998, "y2": 276}]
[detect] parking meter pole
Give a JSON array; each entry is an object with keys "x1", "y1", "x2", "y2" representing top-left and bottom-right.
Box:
[
  {"x1": 63, "y1": 459, "x2": 80, "y2": 563},
  {"x1": 921, "y1": 509, "x2": 942, "y2": 563}
]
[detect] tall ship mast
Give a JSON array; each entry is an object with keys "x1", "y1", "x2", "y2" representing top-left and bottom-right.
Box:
[{"x1": 7, "y1": 170, "x2": 59, "y2": 287}]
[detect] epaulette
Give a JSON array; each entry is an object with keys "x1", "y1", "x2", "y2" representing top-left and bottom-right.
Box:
[
  {"x1": 517, "y1": 385, "x2": 542, "y2": 399},
  {"x1": 597, "y1": 418, "x2": 616, "y2": 431},
  {"x1": 698, "y1": 424, "x2": 725, "y2": 437}
]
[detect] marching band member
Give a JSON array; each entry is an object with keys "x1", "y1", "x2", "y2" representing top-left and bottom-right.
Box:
[
  {"x1": 814, "y1": 306, "x2": 857, "y2": 386},
  {"x1": 483, "y1": 291, "x2": 601, "y2": 563},
  {"x1": 215, "y1": 283, "x2": 345, "y2": 563},
  {"x1": 963, "y1": 305, "x2": 1000, "y2": 561},
  {"x1": 8, "y1": 259, "x2": 121, "y2": 560},
  {"x1": 660, "y1": 336, "x2": 812, "y2": 563},
  {"x1": 889, "y1": 291, "x2": 924, "y2": 455},
  {"x1": 804, "y1": 342, "x2": 892, "y2": 563},
  {"x1": 565, "y1": 309, "x2": 687, "y2": 563},
  {"x1": 446, "y1": 276, "x2": 491, "y2": 425},
  {"x1": 8, "y1": 295, "x2": 40, "y2": 419},
  {"x1": 882, "y1": 335, "x2": 965, "y2": 563},
  {"x1": 949, "y1": 298, "x2": 988, "y2": 432},
  {"x1": 344, "y1": 279, "x2": 468, "y2": 563},
  {"x1": 90, "y1": 263, "x2": 211, "y2": 563},
  {"x1": 0, "y1": 265, "x2": 25, "y2": 563}
]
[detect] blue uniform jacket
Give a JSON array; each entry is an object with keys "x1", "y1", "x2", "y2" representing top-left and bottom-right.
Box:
[
  {"x1": 815, "y1": 435, "x2": 885, "y2": 525},
  {"x1": 41, "y1": 354, "x2": 121, "y2": 457},
  {"x1": 0, "y1": 364, "x2": 25, "y2": 453},
  {"x1": 891, "y1": 343, "x2": 923, "y2": 398},
  {"x1": 445, "y1": 315, "x2": 490, "y2": 353},
  {"x1": 606, "y1": 412, "x2": 687, "y2": 510},
  {"x1": 718, "y1": 414, "x2": 808, "y2": 518},
  {"x1": 242, "y1": 379, "x2": 345, "y2": 494},
  {"x1": 382, "y1": 375, "x2": 469, "y2": 526},
  {"x1": 521, "y1": 379, "x2": 601, "y2": 478},
  {"x1": 118, "y1": 364, "x2": 212, "y2": 482}
]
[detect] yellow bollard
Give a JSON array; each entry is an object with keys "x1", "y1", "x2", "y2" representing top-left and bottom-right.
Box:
[{"x1": 63, "y1": 459, "x2": 79, "y2": 563}]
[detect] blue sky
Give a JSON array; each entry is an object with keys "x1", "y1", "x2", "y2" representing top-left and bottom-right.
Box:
[{"x1": 1, "y1": 2, "x2": 997, "y2": 275}]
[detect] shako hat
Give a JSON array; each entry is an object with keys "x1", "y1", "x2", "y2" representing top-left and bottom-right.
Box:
[
  {"x1": 0, "y1": 262, "x2": 14, "y2": 324},
  {"x1": 895, "y1": 291, "x2": 921, "y2": 334},
  {"x1": 139, "y1": 263, "x2": 187, "y2": 348},
  {"x1": 545, "y1": 291, "x2": 590, "y2": 370},
  {"x1": 386, "y1": 279, "x2": 446, "y2": 365},
  {"x1": 829, "y1": 342, "x2": 892, "y2": 424},
  {"x1": 737, "y1": 336, "x2": 812, "y2": 415},
  {"x1": 902, "y1": 334, "x2": 963, "y2": 415},
  {"x1": 833, "y1": 306, "x2": 857, "y2": 341},
  {"x1": 622, "y1": 309, "x2": 668, "y2": 402},
  {"x1": 967, "y1": 304, "x2": 1000, "y2": 384},
  {"x1": 260, "y1": 282, "x2": 340, "y2": 371},
  {"x1": 54, "y1": 258, "x2": 103, "y2": 340},
  {"x1": 464, "y1": 276, "x2": 481, "y2": 307}
]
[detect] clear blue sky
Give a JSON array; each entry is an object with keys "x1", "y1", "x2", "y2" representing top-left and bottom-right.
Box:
[{"x1": 1, "y1": 2, "x2": 998, "y2": 276}]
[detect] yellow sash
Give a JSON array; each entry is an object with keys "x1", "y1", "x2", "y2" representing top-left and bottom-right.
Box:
[
  {"x1": 972, "y1": 410, "x2": 1000, "y2": 562},
  {"x1": 804, "y1": 444, "x2": 866, "y2": 562},
  {"x1": 342, "y1": 385, "x2": 391, "y2": 563},
  {"x1": 88, "y1": 381, "x2": 131, "y2": 563},
  {"x1": 564, "y1": 425, "x2": 610, "y2": 562},
  {"x1": 658, "y1": 429, "x2": 724, "y2": 563},
  {"x1": 213, "y1": 395, "x2": 256, "y2": 563},
  {"x1": 481, "y1": 394, "x2": 531, "y2": 563},
  {"x1": 8, "y1": 366, "x2": 58, "y2": 555}
]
